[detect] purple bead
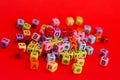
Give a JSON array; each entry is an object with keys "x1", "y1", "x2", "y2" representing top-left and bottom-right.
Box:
[
  {"x1": 94, "y1": 27, "x2": 103, "y2": 35},
  {"x1": 99, "y1": 48, "x2": 108, "y2": 57},
  {"x1": 0, "y1": 38, "x2": 10, "y2": 48},
  {"x1": 53, "y1": 28, "x2": 61, "y2": 38},
  {"x1": 31, "y1": 19, "x2": 40, "y2": 28},
  {"x1": 17, "y1": 19, "x2": 24, "y2": 29},
  {"x1": 15, "y1": 33, "x2": 24, "y2": 42}
]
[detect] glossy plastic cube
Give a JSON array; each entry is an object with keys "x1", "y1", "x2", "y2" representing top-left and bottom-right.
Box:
[
  {"x1": 54, "y1": 42, "x2": 64, "y2": 52},
  {"x1": 22, "y1": 23, "x2": 31, "y2": 30},
  {"x1": 46, "y1": 61, "x2": 58, "y2": 72},
  {"x1": 84, "y1": 25, "x2": 91, "y2": 34},
  {"x1": 18, "y1": 42, "x2": 26, "y2": 52},
  {"x1": 75, "y1": 16, "x2": 83, "y2": 26},
  {"x1": 88, "y1": 35, "x2": 96, "y2": 44},
  {"x1": 62, "y1": 55, "x2": 70, "y2": 65},
  {"x1": 85, "y1": 45, "x2": 94, "y2": 55},
  {"x1": 72, "y1": 63, "x2": 82, "y2": 74},
  {"x1": 77, "y1": 41, "x2": 86, "y2": 50},
  {"x1": 75, "y1": 58, "x2": 85, "y2": 66},
  {"x1": 23, "y1": 30, "x2": 31, "y2": 36},
  {"x1": 46, "y1": 53, "x2": 56, "y2": 62},
  {"x1": 15, "y1": 33, "x2": 24, "y2": 42},
  {"x1": 0, "y1": 38, "x2": 10, "y2": 48},
  {"x1": 17, "y1": 19, "x2": 24, "y2": 29},
  {"x1": 100, "y1": 56, "x2": 109, "y2": 66},
  {"x1": 65, "y1": 17, "x2": 74, "y2": 26},
  {"x1": 42, "y1": 41, "x2": 52, "y2": 51},
  {"x1": 63, "y1": 41, "x2": 70, "y2": 51},
  {"x1": 94, "y1": 27, "x2": 103, "y2": 35},
  {"x1": 31, "y1": 19, "x2": 40, "y2": 28},
  {"x1": 53, "y1": 28, "x2": 61, "y2": 38},
  {"x1": 31, "y1": 32, "x2": 41, "y2": 42},
  {"x1": 99, "y1": 48, "x2": 108, "y2": 57}
]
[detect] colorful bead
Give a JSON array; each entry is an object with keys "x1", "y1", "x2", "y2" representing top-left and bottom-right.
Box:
[
  {"x1": 75, "y1": 58, "x2": 85, "y2": 66},
  {"x1": 46, "y1": 61, "x2": 58, "y2": 72},
  {"x1": 51, "y1": 18, "x2": 60, "y2": 27},
  {"x1": 84, "y1": 25, "x2": 91, "y2": 34},
  {"x1": 85, "y1": 45, "x2": 94, "y2": 55},
  {"x1": 18, "y1": 42, "x2": 26, "y2": 52},
  {"x1": 22, "y1": 23, "x2": 31, "y2": 30},
  {"x1": 88, "y1": 35, "x2": 96, "y2": 44},
  {"x1": 63, "y1": 41, "x2": 70, "y2": 51},
  {"x1": 94, "y1": 27, "x2": 103, "y2": 35},
  {"x1": 31, "y1": 19, "x2": 40, "y2": 28},
  {"x1": 54, "y1": 42, "x2": 64, "y2": 52},
  {"x1": 75, "y1": 16, "x2": 83, "y2": 26},
  {"x1": 27, "y1": 43, "x2": 36, "y2": 53},
  {"x1": 99, "y1": 48, "x2": 108, "y2": 57},
  {"x1": 31, "y1": 32, "x2": 41, "y2": 42},
  {"x1": 53, "y1": 28, "x2": 61, "y2": 38},
  {"x1": 46, "y1": 53, "x2": 56, "y2": 62},
  {"x1": 77, "y1": 41, "x2": 86, "y2": 50},
  {"x1": 23, "y1": 30, "x2": 31, "y2": 36},
  {"x1": 15, "y1": 33, "x2": 24, "y2": 42},
  {"x1": 62, "y1": 55, "x2": 70, "y2": 65},
  {"x1": 30, "y1": 59, "x2": 39, "y2": 70},
  {"x1": 94, "y1": 34, "x2": 102, "y2": 42},
  {"x1": 17, "y1": 19, "x2": 24, "y2": 29},
  {"x1": 42, "y1": 41, "x2": 52, "y2": 51},
  {"x1": 72, "y1": 63, "x2": 82, "y2": 74},
  {"x1": 30, "y1": 52, "x2": 39, "y2": 60},
  {"x1": 0, "y1": 38, "x2": 10, "y2": 48},
  {"x1": 100, "y1": 56, "x2": 109, "y2": 66},
  {"x1": 34, "y1": 45, "x2": 42, "y2": 56},
  {"x1": 65, "y1": 17, "x2": 74, "y2": 26}
]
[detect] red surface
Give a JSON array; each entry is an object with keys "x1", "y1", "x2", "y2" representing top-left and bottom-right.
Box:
[{"x1": 0, "y1": 0, "x2": 120, "y2": 80}]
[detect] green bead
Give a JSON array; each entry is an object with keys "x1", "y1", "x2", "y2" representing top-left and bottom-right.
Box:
[
  {"x1": 62, "y1": 54, "x2": 70, "y2": 65},
  {"x1": 75, "y1": 16, "x2": 83, "y2": 26},
  {"x1": 27, "y1": 44, "x2": 36, "y2": 53},
  {"x1": 72, "y1": 63, "x2": 82, "y2": 74},
  {"x1": 30, "y1": 52, "x2": 39, "y2": 60}
]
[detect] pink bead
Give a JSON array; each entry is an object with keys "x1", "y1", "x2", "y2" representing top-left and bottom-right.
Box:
[
  {"x1": 51, "y1": 18, "x2": 60, "y2": 27},
  {"x1": 42, "y1": 41, "x2": 52, "y2": 51},
  {"x1": 54, "y1": 42, "x2": 64, "y2": 52},
  {"x1": 31, "y1": 32, "x2": 41, "y2": 42},
  {"x1": 78, "y1": 32, "x2": 85, "y2": 40},
  {"x1": 100, "y1": 56, "x2": 109, "y2": 67}
]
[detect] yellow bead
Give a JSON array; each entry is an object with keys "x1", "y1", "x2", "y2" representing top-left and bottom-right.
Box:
[
  {"x1": 75, "y1": 58, "x2": 85, "y2": 66},
  {"x1": 23, "y1": 30, "x2": 31, "y2": 36},
  {"x1": 65, "y1": 17, "x2": 74, "y2": 26},
  {"x1": 73, "y1": 50, "x2": 82, "y2": 60},
  {"x1": 81, "y1": 50, "x2": 87, "y2": 58},
  {"x1": 62, "y1": 54, "x2": 70, "y2": 65},
  {"x1": 18, "y1": 42, "x2": 26, "y2": 52},
  {"x1": 67, "y1": 51, "x2": 74, "y2": 60},
  {"x1": 30, "y1": 52, "x2": 39, "y2": 60},
  {"x1": 27, "y1": 44, "x2": 36, "y2": 53},
  {"x1": 30, "y1": 40, "x2": 38, "y2": 46},
  {"x1": 58, "y1": 51, "x2": 67, "y2": 59},
  {"x1": 72, "y1": 63, "x2": 82, "y2": 74},
  {"x1": 22, "y1": 23, "x2": 31, "y2": 30},
  {"x1": 34, "y1": 46, "x2": 42, "y2": 56},
  {"x1": 41, "y1": 24, "x2": 47, "y2": 30},
  {"x1": 75, "y1": 16, "x2": 83, "y2": 26},
  {"x1": 46, "y1": 61, "x2": 58, "y2": 72}
]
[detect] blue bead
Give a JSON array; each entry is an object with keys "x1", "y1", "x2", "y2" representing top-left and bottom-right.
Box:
[
  {"x1": 63, "y1": 41, "x2": 70, "y2": 51},
  {"x1": 46, "y1": 53, "x2": 56, "y2": 62}
]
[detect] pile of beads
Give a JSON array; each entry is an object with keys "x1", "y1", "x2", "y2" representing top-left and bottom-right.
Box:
[{"x1": 15, "y1": 16, "x2": 109, "y2": 74}]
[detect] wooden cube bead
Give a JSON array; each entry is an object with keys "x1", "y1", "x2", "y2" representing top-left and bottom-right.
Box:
[
  {"x1": 62, "y1": 54, "x2": 70, "y2": 65},
  {"x1": 30, "y1": 59, "x2": 39, "y2": 70},
  {"x1": 53, "y1": 28, "x2": 61, "y2": 38},
  {"x1": 77, "y1": 41, "x2": 86, "y2": 51},
  {"x1": 22, "y1": 23, "x2": 31, "y2": 30},
  {"x1": 94, "y1": 27, "x2": 103, "y2": 35},
  {"x1": 84, "y1": 25, "x2": 91, "y2": 34},
  {"x1": 30, "y1": 52, "x2": 39, "y2": 60},
  {"x1": 27, "y1": 44, "x2": 36, "y2": 53},
  {"x1": 46, "y1": 61, "x2": 58, "y2": 72},
  {"x1": 72, "y1": 63, "x2": 82, "y2": 74},
  {"x1": 0, "y1": 38, "x2": 10, "y2": 48},
  {"x1": 31, "y1": 19, "x2": 40, "y2": 28},
  {"x1": 88, "y1": 35, "x2": 96, "y2": 44},
  {"x1": 18, "y1": 42, "x2": 26, "y2": 52},
  {"x1": 85, "y1": 45, "x2": 94, "y2": 55},
  {"x1": 15, "y1": 33, "x2": 24, "y2": 42},
  {"x1": 100, "y1": 56, "x2": 109, "y2": 67},
  {"x1": 65, "y1": 17, "x2": 74, "y2": 26},
  {"x1": 46, "y1": 53, "x2": 56, "y2": 62},
  {"x1": 17, "y1": 19, "x2": 24, "y2": 29},
  {"x1": 31, "y1": 32, "x2": 41, "y2": 42},
  {"x1": 75, "y1": 58, "x2": 85, "y2": 66},
  {"x1": 23, "y1": 30, "x2": 31, "y2": 36},
  {"x1": 51, "y1": 18, "x2": 60, "y2": 27},
  {"x1": 75, "y1": 16, "x2": 83, "y2": 26},
  {"x1": 99, "y1": 48, "x2": 108, "y2": 57},
  {"x1": 63, "y1": 41, "x2": 70, "y2": 51}
]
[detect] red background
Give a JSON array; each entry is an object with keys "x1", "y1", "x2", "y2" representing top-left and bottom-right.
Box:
[{"x1": 0, "y1": 0, "x2": 120, "y2": 80}]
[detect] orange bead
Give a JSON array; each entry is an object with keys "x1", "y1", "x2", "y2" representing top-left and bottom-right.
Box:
[
  {"x1": 69, "y1": 38, "x2": 77, "y2": 51},
  {"x1": 94, "y1": 34, "x2": 102, "y2": 42},
  {"x1": 30, "y1": 59, "x2": 39, "y2": 70}
]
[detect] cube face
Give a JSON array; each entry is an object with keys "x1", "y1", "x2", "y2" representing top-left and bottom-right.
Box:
[
  {"x1": 94, "y1": 34, "x2": 102, "y2": 42},
  {"x1": 72, "y1": 63, "x2": 82, "y2": 74},
  {"x1": 31, "y1": 19, "x2": 40, "y2": 28},
  {"x1": 73, "y1": 50, "x2": 82, "y2": 60},
  {"x1": 54, "y1": 43, "x2": 64, "y2": 52},
  {"x1": 67, "y1": 51, "x2": 74, "y2": 60},
  {"x1": 75, "y1": 16, "x2": 83, "y2": 26},
  {"x1": 18, "y1": 42, "x2": 26, "y2": 52},
  {"x1": 27, "y1": 44, "x2": 36, "y2": 53},
  {"x1": 46, "y1": 53, "x2": 56, "y2": 62},
  {"x1": 47, "y1": 61, "x2": 58, "y2": 72},
  {"x1": 52, "y1": 18, "x2": 60, "y2": 27},
  {"x1": 88, "y1": 35, "x2": 96, "y2": 44},
  {"x1": 69, "y1": 38, "x2": 77, "y2": 51},
  {"x1": 0, "y1": 38, "x2": 10, "y2": 48},
  {"x1": 31, "y1": 32, "x2": 41, "y2": 42},
  {"x1": 34, "y1": 46, "x2": 42, "y2": 56},
  {"x1": 17, "y1": 19, "x2": 24, "y2": 29},
  {"x1": 84, "y1": 25, "x2": 91, "y2": 34},
  {"x1": 30, "y1": 59, "x2": 39, "y2": 70},
  {"x1": 42, "y1": 41, "x2": 52, "y2": 51},
  {"x1": 62, "y1": 55, "x2": 70, "y2": 65},
  {"x1": 76, "y1": 58, "x2": 85, "y2": 66},
  {"x1": 63, "y1": 41, "x2": 70, "y2": 51},
  {"x1": 22, "y1": 23, "x2": 31, "y2": 30},
  {"x1": 53, "y1": 28, "x2": 61, "y2": 38},
  {"x1": 94, "y1": 27, "x2": 103, "y2": 35},
  {"x1": 81, "y1": 50, "x2": 87, "y2": 58},
  {"x1": 30, "y1": 52, "x2": 39, "y2": 60},
  {"x1": 45, "y1": 28, "x2": 54, "y2": 37},
  {"x1": 100, "y1": 56, "x2": 109, "y2": 66},
  {"x1": 85, "y1": 46, "x2": 94, "y2": 55},
  {"x1": 77, "y1": 41, "x2": 86, "y2": 50},
  {"x1": 15, "y1": 33, "x2": 24, "y2": 42},
  {"x1": 65, "y1": 17, "x2": 74, "y2": 26},
  {"x1": 99, "y1": 48, "x2": 108, "y2": 57},
  {"x1": 23, "y1": 30, "x2": 31, "y2": 36}
]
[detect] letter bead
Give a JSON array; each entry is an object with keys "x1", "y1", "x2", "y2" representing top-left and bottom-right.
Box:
[{"x1": 0, "y1": 38, "x2": 10, "y2": 48}]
